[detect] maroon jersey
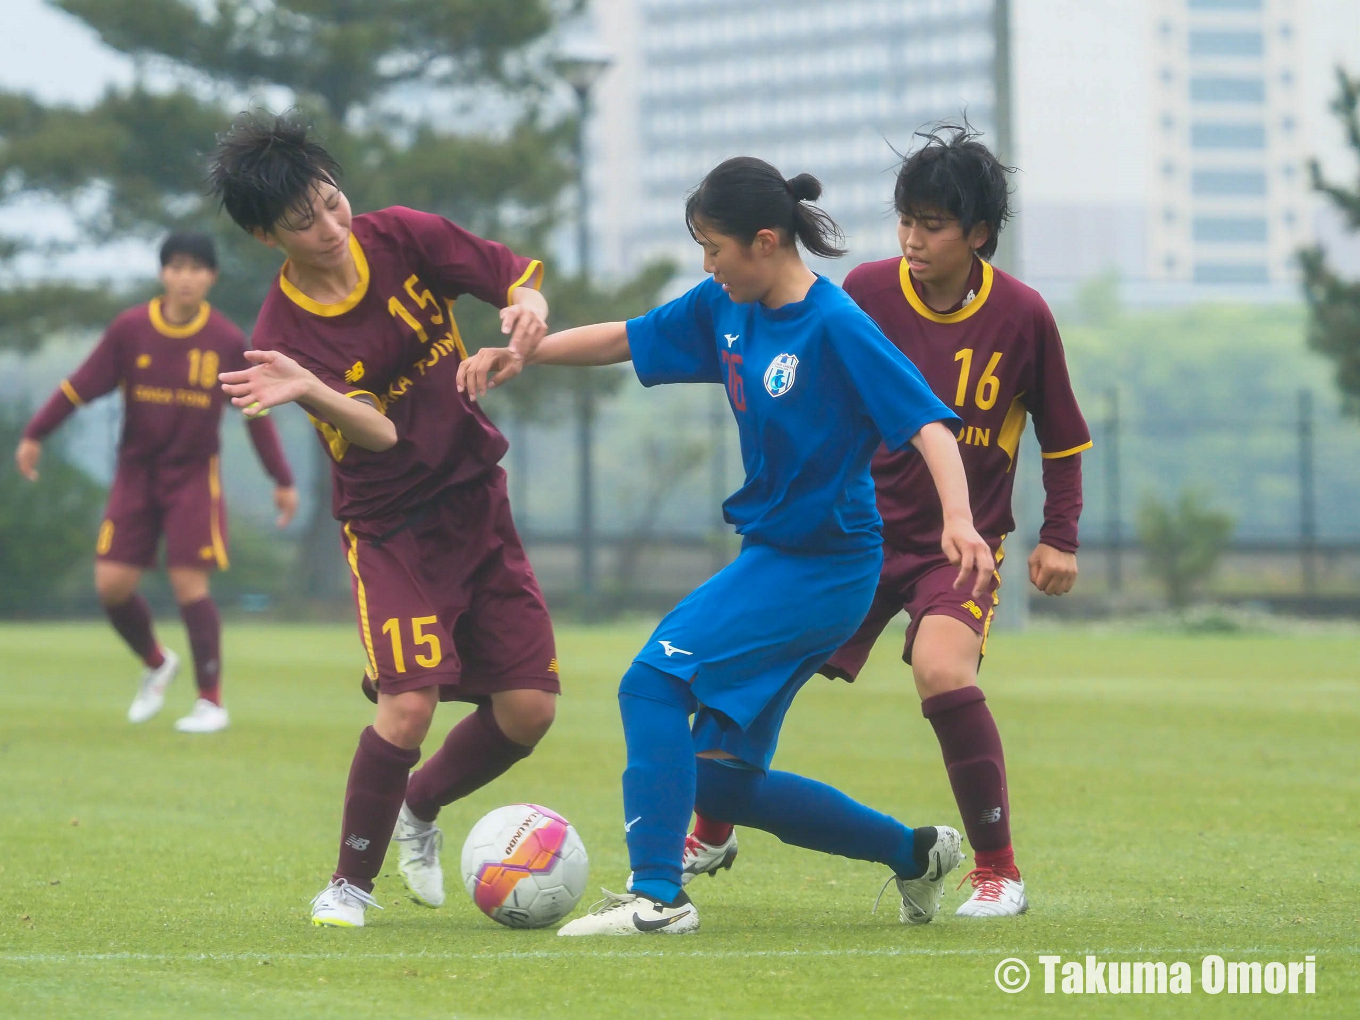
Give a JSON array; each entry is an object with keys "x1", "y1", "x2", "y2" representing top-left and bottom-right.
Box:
[
  {"x1": 843, "y1": 257, "x2": 1090, "y2": 549},
  {"x1": 27, "y1": 301, "x2": 253, "y2": 465},
  {"x1": 252, "y1": 206, "x2": 543, "y2": 523}
]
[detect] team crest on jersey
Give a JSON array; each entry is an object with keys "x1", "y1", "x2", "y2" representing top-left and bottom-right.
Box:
[{"x1": 763, "y1": 353, "x2": 799, "y2": 397}]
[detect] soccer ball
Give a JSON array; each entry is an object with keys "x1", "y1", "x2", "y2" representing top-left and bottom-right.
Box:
[{"x1": 461, "y1": 804, "x2": 588, "y2": 928}]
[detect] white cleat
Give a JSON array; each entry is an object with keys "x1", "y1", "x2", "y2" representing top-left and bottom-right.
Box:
[
  {"x1": 558, "y1": 888, "x2": 699, "y2": 936},
  {"x1": 173, "y1": 698, "x2": 229, "y2": 733},
  {"x1": 393, "y1": 803, "x2": 445, "y2": 907},
  {"x1": 310, "y1": 878, "x2": 382, "y2": 928},
  {"x1": 896, "y1": 826, "x2": 964, "y2": 925},
  {"x1": 956, "y1": 868, "x2": 1028, "y2": 917},
  {"x1": 127, "y1": 649, "x2": 179, "y2": 724},
  {"x1": 681, "y1": 831, "x2": 739, "y2": 886}
]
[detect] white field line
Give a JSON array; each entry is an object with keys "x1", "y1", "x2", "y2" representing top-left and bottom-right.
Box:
[{"x1": 1, "y1": 946, "x2": 1353, "y2": 965}]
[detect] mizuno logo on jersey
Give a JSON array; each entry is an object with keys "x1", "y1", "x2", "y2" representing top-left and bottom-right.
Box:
[
  {"x1": 763, "y1": 353, "x2": 799, "y2": 397},
  {"x1": 658, "y1": 640, "x2": 693, "y2": 658},
  {"x1": 724, "y1": 333, "x2": 740, "y2": 347}
]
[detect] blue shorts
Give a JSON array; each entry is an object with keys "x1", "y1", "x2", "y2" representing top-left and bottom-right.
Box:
[{"x1": 632, "y1": 541, "x2": 882, "y2": 770}]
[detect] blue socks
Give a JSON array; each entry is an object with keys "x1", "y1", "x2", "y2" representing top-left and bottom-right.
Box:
[
  {"x1": 694, "y1": 757, "x2": 922, "y2": 878},
  {"x1": 618, "y1": 662, "x2": 696, "y2": 904}
]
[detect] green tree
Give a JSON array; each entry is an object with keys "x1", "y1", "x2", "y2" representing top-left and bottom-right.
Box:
[
  {"x1": 1, "y1": 0, "x2": 671, "y2": 604},
  {"x1": 1136, "y1": 489, "x2": 1235, "y2": 609},
  {"x1": 1300, "y1": 66, "x2": 1360, "y2": 417}
]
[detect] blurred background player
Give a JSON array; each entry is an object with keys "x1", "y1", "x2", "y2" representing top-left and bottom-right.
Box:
[
  {"x1": 460, "y1": 157, "x2": 994, "y2": 936},
  {"x1": 688, "y1": 126, "x2": 1090, "y2": 919},
  {"x1": 14, "y1": 232, "x2": 297, "y2": 733},
  {"x1": 209, "y1": 110, "x2": 558, "y2": 928}
]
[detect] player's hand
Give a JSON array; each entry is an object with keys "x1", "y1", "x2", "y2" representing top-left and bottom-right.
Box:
[
  {"x1": 273, "y1": 485, "x2": 299, "y2": 528},
  {"x1": 500, "y1": 303, "x2": 548, "y2": 360},
  {"x1": 457, "y1": 346, "x2": 524, "y2": 402},
  {"x1": 1028, "y1": 542, "x2": 1077, "y2": 596},
  {"x1": 219, "y1": 350, "x2": 316, "y2": 415},
  {"x1": 15, "y1": 438, "x2": 41, "y2": 481},
  {"x1": 941, "y1": 514, "x2": 994, "y2": 598}
]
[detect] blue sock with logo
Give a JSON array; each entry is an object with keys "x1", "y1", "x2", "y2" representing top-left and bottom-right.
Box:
[
  {"x1": 618, "y1": 661, "x2": 697, "y2": 904},
  {"x1": 694, "y1": 757, "x2": 921, "y2": 878}
]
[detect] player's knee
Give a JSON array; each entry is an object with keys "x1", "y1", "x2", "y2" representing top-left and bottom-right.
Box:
[
  {"x1": 694, "y1": 757, "x2": 759, "y2": 823},
  {"x1": 376, "y1": 693, "x2": 436, "y2": 747},
  {"x1": 95, "y1": 575, "x2": 136, "y2": 607},
  {"x1": 492, "y1": 691, "x2": 556, "y2": 747},
  {"x1": 911, "y1": 657, "x2": 978, "y2": 698}
]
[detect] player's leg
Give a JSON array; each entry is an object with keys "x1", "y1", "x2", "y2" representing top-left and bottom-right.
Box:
[
  {"x1": 162, "y1": 460, "x2": 229, "y2": 731},
  {"x1": 95, "y1": 492, "x2": 177, "y2": 723},
  {"x1": 911, "y1": 605, "x2": 1027, "y2": 917},
  {"x1": 167, "y1": 567, "x2": 229, "y2": 732},
  {"x1": 558, "y1": 661, "x2": 700, "y2": 935}
]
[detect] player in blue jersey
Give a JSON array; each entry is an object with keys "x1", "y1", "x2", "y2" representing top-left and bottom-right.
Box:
[{"x1": 459, "y1": 157, "x2": 994, "y2": 936}]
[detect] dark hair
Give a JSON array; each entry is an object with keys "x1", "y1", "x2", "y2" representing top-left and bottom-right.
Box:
[
  {"x1": 206, "y1": 109, "x2": 342, "y2": 234},
  {"x1": 893, "y1": 123, "x2": 1014, "y2": 259},
  {"x1": 685, "y1": 156, "x2": 846, "y2": 259},
  {"x1": 159, "y1": 231, "x2": 217, "y2": 270}
]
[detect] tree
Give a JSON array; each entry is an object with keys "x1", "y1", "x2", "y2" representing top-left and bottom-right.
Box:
[
  {"x1": 0, "y1": 0, "x2": 674, "y2": 604},
  {"x1": 1137, "y1": 489, "x2": 1234, "y2": 610},
  {"x1": 1300, "y1": 66, "x2": 1360, "y2": 417}
]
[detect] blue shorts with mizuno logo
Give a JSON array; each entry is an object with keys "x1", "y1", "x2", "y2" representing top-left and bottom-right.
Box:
[{"x1": 632, "y1": 541, "x2": 882, "y2": 770}]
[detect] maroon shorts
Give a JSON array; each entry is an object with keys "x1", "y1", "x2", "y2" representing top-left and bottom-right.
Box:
[
  {"x1": 341, "y1": 469, "x2": 559, "y2": 703},
  {"x1": 822, "y1": 539, "x2": 1004, "y2": 681},
  {"x1": 96, "y1": 457, "x2": 229, "y2": 571}
]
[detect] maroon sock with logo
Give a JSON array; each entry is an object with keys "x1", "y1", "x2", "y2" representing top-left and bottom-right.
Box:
[
  {"x1": 179, "y1": 597, "x2": 222, "y2": 705},
  {"x1": 404, "y1": 704, "x2": 532, "y2": 823},
  {"x1": 921, "y1": 686, "x2": 1015, "y2": 865},
  {"x1": 334, "y1": 726, "x2": 421, "y2": 892},
  {"x1": 104, "y1": 594, "x2": 164, "y2": 668},
  {"x1": 693, "y1": 813, "x2": 734, "y2": 846}
]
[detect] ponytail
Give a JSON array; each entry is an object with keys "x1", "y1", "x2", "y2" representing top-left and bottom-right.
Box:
[{"x1": 686, "y1": 157, "x2": 846, "y2": 259}]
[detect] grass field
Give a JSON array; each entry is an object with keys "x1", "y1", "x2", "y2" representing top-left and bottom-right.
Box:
[{"x1": 1, "y1": 620, "x2": 1356, "y2": 1019}]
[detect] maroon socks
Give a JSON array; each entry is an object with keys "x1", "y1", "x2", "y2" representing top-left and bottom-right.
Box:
[
  {"x1": 179, "y1": 597, "x2": 221, "y2": 705},
  {"x1": 921, "y1": 685, "x2": 1015, "y2": 866},
  {"x1": 404, "y1": 704, "x2": 532, "y2": 823},
  {"x1": 693, "y1": 813, "x2": 735, "y2": 846},
  {"x1": 335, "y1": 727, "x2": 421, "y2": 891},
  {"x1": 104, "y1": 594, "x2": 163, "y2": 668}
]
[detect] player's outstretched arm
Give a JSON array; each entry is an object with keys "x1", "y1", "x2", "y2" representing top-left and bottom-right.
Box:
[
  {"x1": 457, "y1": 321, "x2": 630, "y2": 401},
  {"x1": 220, "y1": 350, "x2": 397, "y2": 452},
  {"x1": 910, "y1": 421, "x2": 994, "y2": 597},
  {"x1": 500, "y1": 287, "x2": 549, "y2": 362}
]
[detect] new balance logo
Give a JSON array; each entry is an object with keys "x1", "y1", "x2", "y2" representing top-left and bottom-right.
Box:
[
  {"x1": 724, "y1": 333, "x2": 740, "y2": 347},
  {"x1": 961, "y1": 599, "x2": 984, "y2": 620},
  {"x1": 979, "y1": 807, "x2": 1002, "y2": 824},
  {"x1": 344, "y1": 834, "x2": 371, "y2": 851},
  {"x1": 658, "y1": 640, "x2": 693, "y2": 658},
  {"x1": 344, "y1": 360, "x2": 366, "y2": 383},
  {"x1": 624, "y1": 816, "x2": 642, "y2": 833}
]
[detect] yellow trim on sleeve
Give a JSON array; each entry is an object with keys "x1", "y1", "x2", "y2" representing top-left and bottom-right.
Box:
[
  {"x1": 344, "y1": 389, "x2": 383, "y2": 407},
  {"x1": 1041, "y1": 440, "x2": 1094, "y2": 459},
  {"x1": 207, "y1": 456, "x2": 230, "y2": 569},
  {"x1": 148, "y1": 299, "x2": 211, "y2": 338},
  {"x1": 279, "y1": 233, "x2": 370, "y2": 317},
  {"x1": 344, "y1": 523, "x2": 379, "y2": 678},
  {"x1": 59, "y1": 379, "x2": 84, "y2": 406},
  {"x1": 505, "y1": 259, "x2": 544, "y2": 306},
  {"x1": 899, "y1": 258, "x2": 993, "y2": 324}
]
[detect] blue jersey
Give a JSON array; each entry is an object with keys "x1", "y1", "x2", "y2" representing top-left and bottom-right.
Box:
[{"x1": 627, "y1": 275, "x2": 959, "y2": 553}]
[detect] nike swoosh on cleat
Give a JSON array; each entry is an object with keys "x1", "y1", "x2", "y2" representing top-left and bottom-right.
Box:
[{"x1": 633, "y1": 909, "x2": 692, "y2": 932}]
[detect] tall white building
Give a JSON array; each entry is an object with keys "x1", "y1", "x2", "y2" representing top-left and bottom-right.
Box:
[
  {"x1": 589, "y1": 0, "x2": 1002, "y2": 285},
  {"x1": 1146, "y1": 0, "x2": 1310, "y2": 286}
]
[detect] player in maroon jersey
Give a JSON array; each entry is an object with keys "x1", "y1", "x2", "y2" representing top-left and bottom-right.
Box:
[
  {"x1": 208, "y1": 110, "x2": 558, "y2": 927},
  {"x1": 688, "y1": 127, "x2": 1090, "y2": 917},
  {"x1": 15, "y1": 233, "x2": 297, "y2": 733}
]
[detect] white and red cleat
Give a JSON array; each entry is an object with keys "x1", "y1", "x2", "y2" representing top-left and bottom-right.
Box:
[{"x1": 956, "y1": 865, "x2": 1028, "y2": 917}]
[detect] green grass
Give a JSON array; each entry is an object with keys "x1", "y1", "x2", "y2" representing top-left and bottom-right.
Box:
[{"x1": 1, "y1": 621, "x2": 1356, "y2": 1019}]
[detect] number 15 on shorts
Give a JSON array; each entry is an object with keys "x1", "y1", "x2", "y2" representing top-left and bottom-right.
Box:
[{"x1": 380, "y1": 615, "x2": 443, "y2": 673}]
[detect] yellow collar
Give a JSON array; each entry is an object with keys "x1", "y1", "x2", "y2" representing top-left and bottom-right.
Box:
[
  {"x1": 279, "y1": 233, "x2": 370, "y2": 317},
  {"x1": 899, "y1": 258, "x2": 993, "y2": 324},
  {"x1": 149, "y1": 299, "x2": 211, "y2": 338}
]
